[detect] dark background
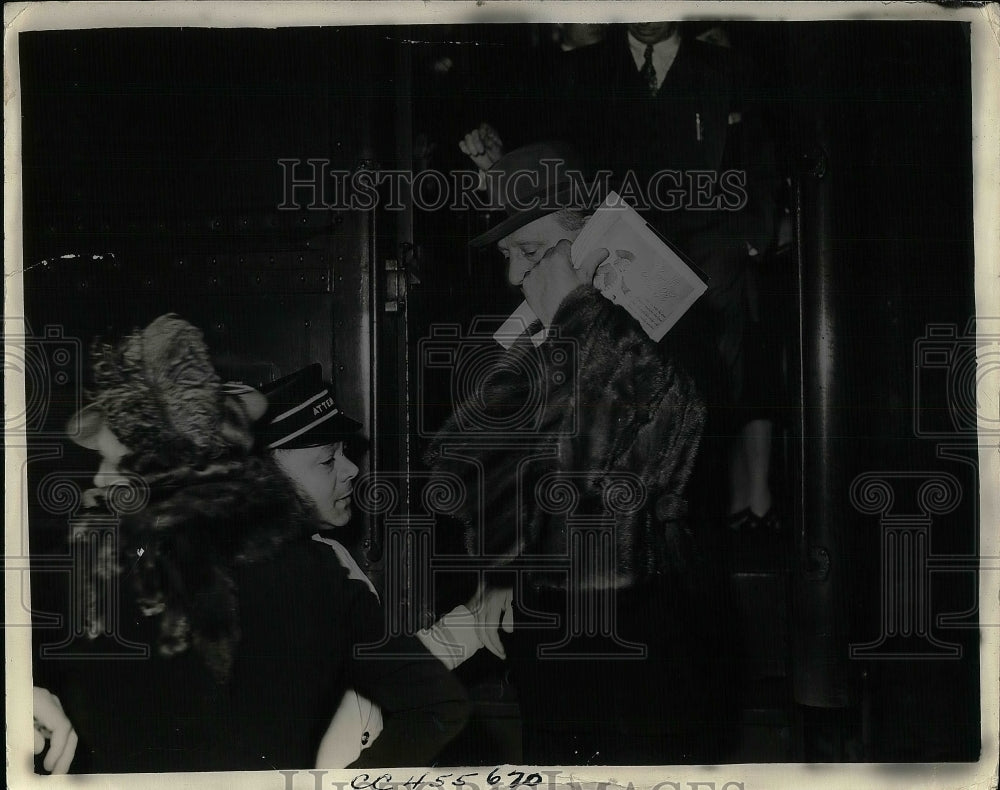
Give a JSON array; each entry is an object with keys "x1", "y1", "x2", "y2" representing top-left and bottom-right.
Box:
[{"x1": 17, "y1": 21, "x2": 981, "y2": 764}]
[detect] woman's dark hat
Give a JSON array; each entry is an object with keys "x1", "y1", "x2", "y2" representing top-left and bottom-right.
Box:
[
  {"x1": 469, "y1": 141, "x2": 605, "y2": 249},
  {"x1": 257, "y1": 363, "x2": 362, "y2": 449}
]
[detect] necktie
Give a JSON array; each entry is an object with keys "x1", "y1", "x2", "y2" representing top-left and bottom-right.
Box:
[{"x1": 640, "y1": 44, "x2": 657, "y2": 95}]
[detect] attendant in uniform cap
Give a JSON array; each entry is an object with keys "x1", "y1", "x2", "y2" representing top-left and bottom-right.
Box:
[
  {"x1": 34, "y1": 318, "x2": 468, "y2": 773},
  {"x1": 259, "y1": 364, "x2": 485, "y2": 767},
  {"x1": 258, "y1": 362, "x2": 364, "y2": 530},
  {"x1": 258, "y1": 363, "x2": 378, "y2": 768}
]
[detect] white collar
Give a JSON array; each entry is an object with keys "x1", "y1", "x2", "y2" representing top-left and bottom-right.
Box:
[{"x1": 627, "y1": 30, "x2": 682, "y2": 91}]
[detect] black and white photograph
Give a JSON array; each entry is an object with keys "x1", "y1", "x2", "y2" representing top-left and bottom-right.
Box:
[{"x1": 5, "y1": 3, "x2": 998, "y2": 789}]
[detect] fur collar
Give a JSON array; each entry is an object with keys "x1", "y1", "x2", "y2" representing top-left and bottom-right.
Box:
[
  {"x1": 74, "y1": 456, "x2": 319, "y2": 681},
  {"x1": 426, "y1": 286, "x2": 706, "y2": 590}
]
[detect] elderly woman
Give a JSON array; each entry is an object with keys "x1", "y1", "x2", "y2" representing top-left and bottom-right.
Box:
[{"x1": 41, "y1": 315, "x2": 467, "y2": 773}]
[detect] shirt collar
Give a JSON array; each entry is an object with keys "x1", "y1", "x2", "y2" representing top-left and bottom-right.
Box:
[{"x1": 627, "y1": 29, "x2": 682, "y2": 89}]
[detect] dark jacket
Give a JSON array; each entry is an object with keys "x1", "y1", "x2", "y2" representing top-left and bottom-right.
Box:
[
  {"x1": 45, "y1": 460, "x2": 469, "y2": 773},
  {"x1": 542, "y1": 29, "x2": 781, "y2": 405},
  {"x1": 549, "y1": 28, "x2": 779, "y2": 260},
  {"x1": 425, "y1": 285, "x2": 706, "y2": 592}
]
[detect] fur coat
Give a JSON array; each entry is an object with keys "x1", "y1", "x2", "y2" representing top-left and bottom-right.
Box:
[
  {"x1": 74, "y1": 455, "x2": 317, "y2": 681},
  {"x1": 425, "y1": 285, "x2": 707, "y2": 591},
  {"x1": 61, "y1": 463, "x2": 471, "y2": 772}
]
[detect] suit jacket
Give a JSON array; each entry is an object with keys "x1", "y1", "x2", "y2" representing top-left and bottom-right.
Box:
[{"x1": 546, "y1": 29, "x2": 779, "y2": 263}]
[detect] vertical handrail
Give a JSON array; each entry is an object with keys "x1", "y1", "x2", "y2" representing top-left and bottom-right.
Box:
[{"x1": 788, "y1": 27, "x2": 855, "y2": 715}]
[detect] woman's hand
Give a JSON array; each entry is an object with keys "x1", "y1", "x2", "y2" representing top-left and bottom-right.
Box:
[
  {"x1": 33, "y1": 686, "x2": 78, "y2": 774},
  {"x1": 522, "y1": 241, "x2": 610, "y2": 326}
]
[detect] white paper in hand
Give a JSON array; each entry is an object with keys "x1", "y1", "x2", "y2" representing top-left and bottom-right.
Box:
[
  {"x1": 492, "y1": 191, "x2": 707, "y2": 347},
  {"x1": 492, "y1": 300, "x2": 547, "y2": 350},
  {"x1": 571, "y1": 191, "x2": 708, "y2": 342}
]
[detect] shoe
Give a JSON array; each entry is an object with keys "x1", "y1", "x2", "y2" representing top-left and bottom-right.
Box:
[
  {"x1": 751, "y1": 507, "x2": 782, "y2": 533},
  {"x1": 726, "y1": 506, "x2": 782, "y2": 533},
  {"x1": 726, "y1": 507, "x2": 755, "y2": 531}
]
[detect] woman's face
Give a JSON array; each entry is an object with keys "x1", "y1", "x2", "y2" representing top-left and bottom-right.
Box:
[
  {"x1": 93, "y1": 425, "x2": 131, "y2": 488},
  {"x1": 273, "y1": 442, "x2": 359, "y2": 527}
]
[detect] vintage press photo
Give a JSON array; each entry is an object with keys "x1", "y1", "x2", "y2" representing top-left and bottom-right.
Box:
[{"x1": 4, "y1": 3, "x2": 998, "y2": 790}]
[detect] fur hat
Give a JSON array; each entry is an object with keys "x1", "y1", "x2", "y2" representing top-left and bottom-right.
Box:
[{"x1": 68, "y1": 315, "x2": 267, "y2": 470}]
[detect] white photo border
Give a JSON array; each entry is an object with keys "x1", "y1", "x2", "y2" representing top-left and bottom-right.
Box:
[{"x1": 5, "y1": 3, "x2": 998, "y2": 790}]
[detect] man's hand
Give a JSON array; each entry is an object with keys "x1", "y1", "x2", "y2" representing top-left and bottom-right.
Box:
[
  {"x1": 33, "y1": 686, "x2": 78, "y2": 774},
  {"x1": 458, "y1": 123, "x2": 504, "y2": 171},
  {"x1": 467, "y1": 582, "x2": 514, "y2": 660},
  {"x1": 522, "y1": 241, "x2": 610, "y2": 326}
]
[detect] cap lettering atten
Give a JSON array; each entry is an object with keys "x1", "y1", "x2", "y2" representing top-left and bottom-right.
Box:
[{"x1": 313, "y1": 397, "x2": 337, "y2": 416}]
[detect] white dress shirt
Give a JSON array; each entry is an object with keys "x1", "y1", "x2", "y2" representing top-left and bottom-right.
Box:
[{"x1": 627, "y1": 29, "x2": 682, "y2": 93}]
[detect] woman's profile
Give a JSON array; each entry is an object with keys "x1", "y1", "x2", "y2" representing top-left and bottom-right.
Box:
[{"x1": 38, "y1": 315, "x2": 468, "y2": 773}]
